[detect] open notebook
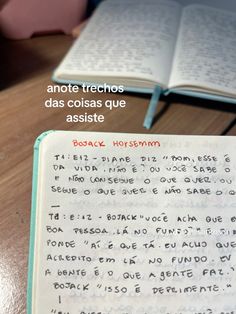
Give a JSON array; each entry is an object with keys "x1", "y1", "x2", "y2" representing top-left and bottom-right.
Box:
[
  {"x1": 53, "y1": 0, "x2": 236, "y2": 104},
  {"x1": 28, "y1": 130, "x2": 236, "y2": 314}
]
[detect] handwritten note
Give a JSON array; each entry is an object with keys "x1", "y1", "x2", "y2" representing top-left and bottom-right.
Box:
[
  {"x1": 32, "y1": 132, "x2": 236, "y2": 314},
  {"x1": 57, "y1": 0, "x2": 181, "y2": 87},
  {"x1": 169, "y1": 4, "x2": 236, "y2": 95}
]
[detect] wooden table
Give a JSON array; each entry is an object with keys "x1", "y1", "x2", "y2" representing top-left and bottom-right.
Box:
[{"x1": 0, "y1": 35, "x2": 235, "y2": 314}]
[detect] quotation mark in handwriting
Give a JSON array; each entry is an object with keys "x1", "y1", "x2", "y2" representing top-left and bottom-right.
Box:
[{"x1": 51, "y1": 310, "x2": 69, "y2": 314}]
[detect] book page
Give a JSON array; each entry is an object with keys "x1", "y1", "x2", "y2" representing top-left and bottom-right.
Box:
[
  {"x1": 169, "y1": 4, "x2": 236, "y2": 96},
  {"x1": 31, "y1": 131, "x2": 236, "y2": 314},
  {"x1": 55, "y1": 0, "x2": 181, "y2": 87}
]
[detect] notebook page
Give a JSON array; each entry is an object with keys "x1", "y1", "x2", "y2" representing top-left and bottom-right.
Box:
[
  {"x1": 55, "y1": 0, "x2": 181, "y2": 87},
  {"x1": 32, "y1": 132, "x2": 236, "y2": 314},
  {"x1": 169, "y1": 4, "x2": 236, "y2": 96}
]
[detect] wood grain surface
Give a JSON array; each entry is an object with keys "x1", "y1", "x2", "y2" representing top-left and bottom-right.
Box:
[{"x1": 0, "y1": 34, "x2": 235, "y2": 314}]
